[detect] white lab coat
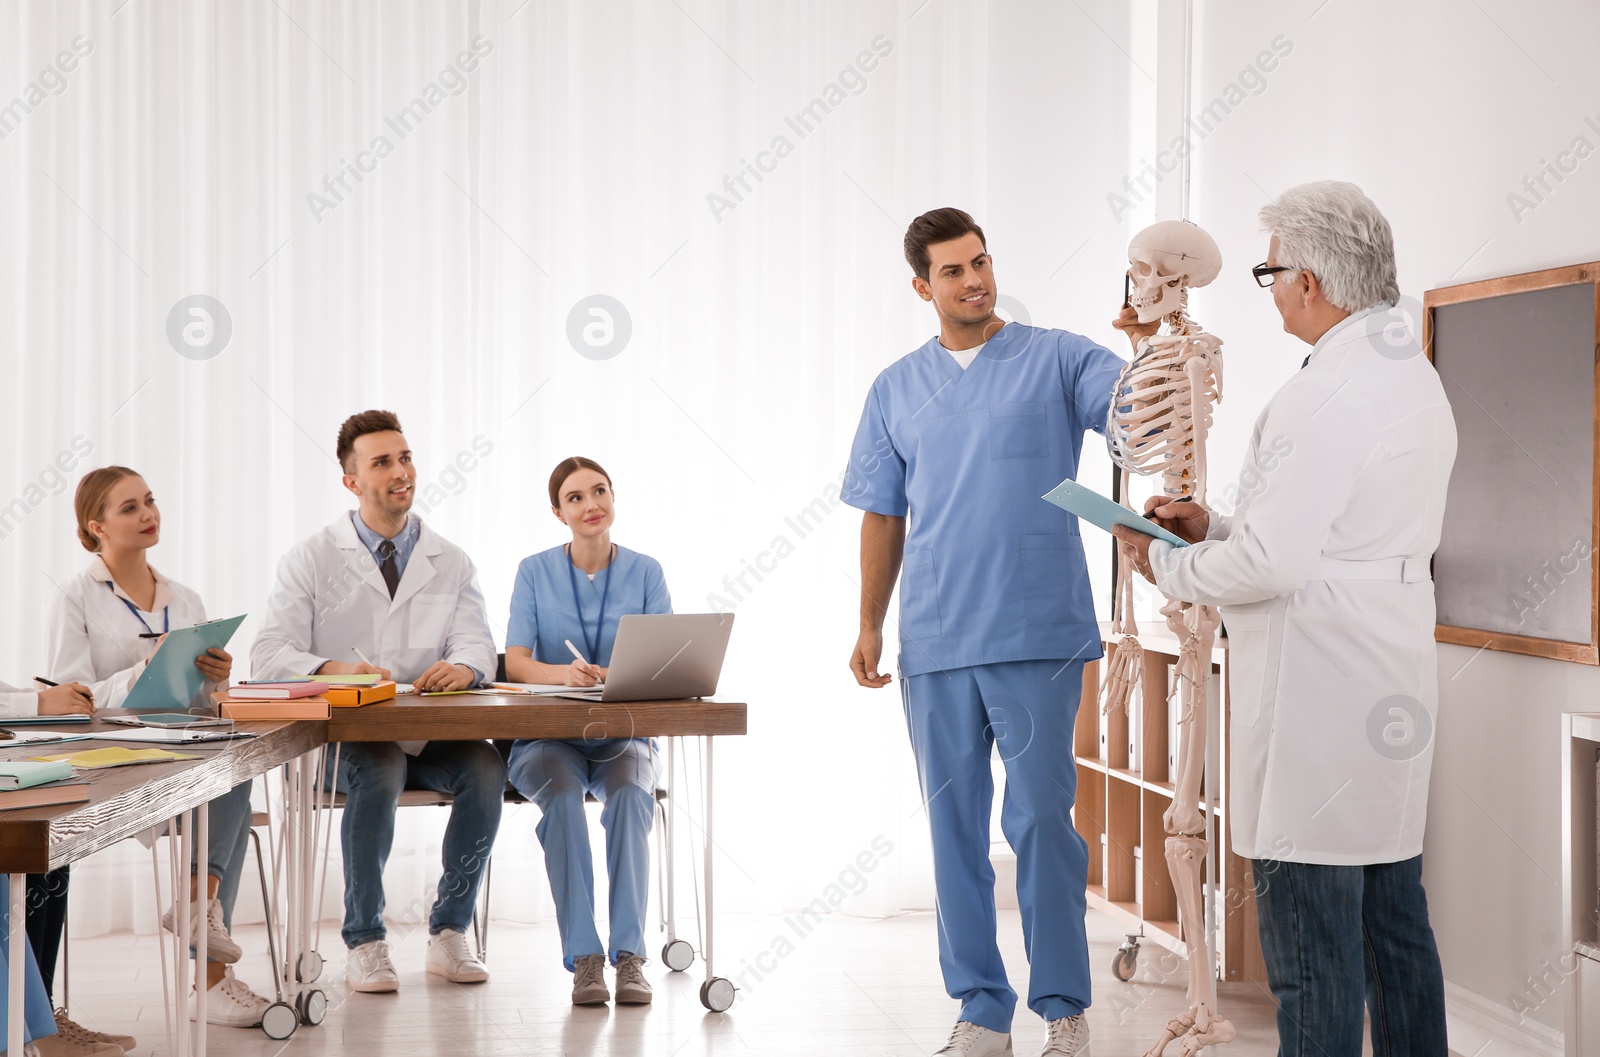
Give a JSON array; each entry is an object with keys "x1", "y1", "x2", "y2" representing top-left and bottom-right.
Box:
[
  {"x1": 250, "y1": 513, "x2": 496, "y2": 743},
  {"x1": 1149, "y1": 309, "x2": 1457, "y2": 865},
  {"x1": 45, "y1": 556, "x2": 219, "y2": 711},
  {"x1": 0, "y1": 685, "x2": 42, "y2": 719}
]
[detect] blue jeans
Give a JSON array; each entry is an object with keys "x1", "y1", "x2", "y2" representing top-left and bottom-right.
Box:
[
  {"x1": 192, "y1": 781, "x2": 254, "y2": 933},
  {"x1": 324, "y1": 740, "x2": 506, "y2": 948},
  {"x1": 507, "y1": 737, "x2": 656, "y2": 970},
  {"x1": 901, "y1": 660, "x2": 1091, "y2": 1032},
  {"x1": 1250, "y1": 855, "x2": 1447, "y2": 1057}
]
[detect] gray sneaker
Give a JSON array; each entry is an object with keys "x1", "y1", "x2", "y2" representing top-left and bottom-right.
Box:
[
  {"x1": 1039, "y1": 1014, "x2": 1090, "y2": 1056},
  {"x1": 614, "y1": 952, "x2": 652, "y2": 1005},
  {"x1": 572, "y1": 953, "x2": 609, "y2": 1005},
  {"x1": 932, "y1": 1021, "x2": 1012, "y2": 1056}
]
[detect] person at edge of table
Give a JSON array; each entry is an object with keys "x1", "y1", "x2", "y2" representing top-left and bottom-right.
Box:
[
  {"x1": 502, "y1": 456, "x2": 671, "y2": 1007},
  {"x1": 44, "y1": 465, "x2": 272, "y2": 1043},
  {"x1": 0, "y1": 684, "x2": 101, "y2": 1055},
  {"x1": 250, "y1": 409, "x2": 503, "y2": 995}
]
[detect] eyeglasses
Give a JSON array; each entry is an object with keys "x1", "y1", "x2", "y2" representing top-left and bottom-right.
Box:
[{"x1": 1252, "y1": 262, "x2": 1298, "y2": 288}]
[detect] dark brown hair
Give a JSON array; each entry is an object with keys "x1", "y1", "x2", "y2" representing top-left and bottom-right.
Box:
[
  {"x1": 74, "y1": 466, "x2": 141, "y2": 552},
  {"x1": 904, "y1": 207, "x2": 986, "y2": 281},
  {"x1": 548, "y1": 456, "x2": 612, "y2": 509},
  {"x1": 336, "y1": 410, "x2": 404, "y2": 473}
]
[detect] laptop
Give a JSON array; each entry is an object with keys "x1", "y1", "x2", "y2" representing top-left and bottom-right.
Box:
[{"x1": 556, "y1": 613, "x2": 734, "y2": 702}]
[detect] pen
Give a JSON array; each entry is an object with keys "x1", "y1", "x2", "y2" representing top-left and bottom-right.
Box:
[
  {"x1": 1144, "y1": 496, "x2": 1194, "y2": 521},
  {"x1": 138, "y1": 633, "x2": 162, "y2": 639},
  {"x1": 564, "y1": 639, "x2": 600, "y2": 678},
  {"x1": 33, "y1": 677, "x2": 58, "y2": 687},
  {"x1": 352, "y1": 646, "x2": 376, "y2": 668}
]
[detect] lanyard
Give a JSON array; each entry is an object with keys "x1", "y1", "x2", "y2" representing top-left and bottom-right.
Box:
[
  {"x1": 565, "y1": 544, "x2": 615, "y2": 664},
  {"x1": 106, "y1": 581, "x2": 169, "y2": 636}
]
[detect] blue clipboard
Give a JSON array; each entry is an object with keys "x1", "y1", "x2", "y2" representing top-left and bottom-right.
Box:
[
  {"x1": 123, "y1": 614, "x2": 247, "y2": 711},
  {"x1": 1042, "y1": 479, "x2": 1190, "y2": 547}
]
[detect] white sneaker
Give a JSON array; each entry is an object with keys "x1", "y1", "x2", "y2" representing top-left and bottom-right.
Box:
[
  {"x1": 346, "y1": 939, "x2": 399, "y2": 993},
  {"x1": 425, "y1": 930, "x2": 489, "y2": 983},
  {"x1": 1039, "y1": 1015, "x2": 1090, "y2": 1056},
  {"x1": 160, "y1": 897, "x2": 242, "y2": 964},
  {"x1": 190, "y1": 968, "x2": 272, "y2": 1028},
  {"x1": 933, "y1": 1021, "x2": 1012, "y2": 1056}
]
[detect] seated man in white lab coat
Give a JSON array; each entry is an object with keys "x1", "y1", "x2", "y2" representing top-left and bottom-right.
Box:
[
  {"x1": 1112, "y1": 182, "x2": 1456, "y2": 1057},
  {"x1": 252, "y1": 409, "x2": 504, "y2": 994}
]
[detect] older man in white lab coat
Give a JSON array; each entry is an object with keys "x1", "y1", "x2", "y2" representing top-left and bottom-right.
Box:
[
  {"x1": 252, "y1": 410, "x2": 504, "y2": 996},
  {"x1": 1113, "y1": 182, "x2": 1456, "y2": 1057}
]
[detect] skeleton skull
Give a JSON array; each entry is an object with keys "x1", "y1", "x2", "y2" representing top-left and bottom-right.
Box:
[{"x1": 1127, "y1": 220, "x2": 1223, "y2": 324}]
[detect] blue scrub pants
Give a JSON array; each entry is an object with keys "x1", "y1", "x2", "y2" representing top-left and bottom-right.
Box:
[
  {"x1": 1, "y1": 875, "x2": 58, "y2": 1045},
  {"x1": 902, "y1": 659, "x2": 1091, "y2": 1032},
  {"x1": 507, "y1": 737, "x2": 656, "y2": 971}
]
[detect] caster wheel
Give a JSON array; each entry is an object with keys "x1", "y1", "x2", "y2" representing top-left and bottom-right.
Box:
[
  {"x1": 297, "y1": 989, "x2": 328, "y2": 1026},
  {"x1": 662, "y1": 939, "x2": 695, "y2": 973},
  {"x1": 1112, "y1": 947, "x2": 1138, "y2": 982},
  {"x1": 699, "y1": 977, "x2": 736, "y2": 1012},
  {"x1": 260, "y1": 1002, "x2": 298, "y2": 1040},
  {"x1": 296, "y1": 950, "x2": 324, "y2": 983}
]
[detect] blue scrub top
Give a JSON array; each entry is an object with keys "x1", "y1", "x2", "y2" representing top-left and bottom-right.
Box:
[
  {"x1": 842, "y1": 322, "x2": 1125, "y2": 677},
  {"x1": 506, "y1": 544, "x2": 673, "y2": 667}
]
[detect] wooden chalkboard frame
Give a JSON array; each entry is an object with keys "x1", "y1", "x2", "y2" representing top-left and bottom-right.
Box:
[{"x1": 1425, "y1": 261, "x2": 1600, "y2": 664}]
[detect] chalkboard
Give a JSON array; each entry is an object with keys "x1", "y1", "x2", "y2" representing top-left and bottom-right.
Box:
[{"x1": 1426, "y1": 263, "x2": 1600, "y2": 664}]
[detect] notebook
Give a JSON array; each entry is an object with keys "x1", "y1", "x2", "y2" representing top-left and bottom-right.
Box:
[
  {"x1": 227, "y1": 682, "x2": 329, "y2": 700},
  {"x1": 0, "y1": 760, "x2": 74, "y2": 790}
]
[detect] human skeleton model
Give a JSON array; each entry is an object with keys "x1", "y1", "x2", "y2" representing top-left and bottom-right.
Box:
[{"x1": 1104, "y1": 220, "x2": 1234, "y2": 1057}]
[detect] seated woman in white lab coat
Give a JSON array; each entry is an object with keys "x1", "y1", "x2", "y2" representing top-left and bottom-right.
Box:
[{"x1": 42, "y1": 466, "x2": 271, "y2": 1033}]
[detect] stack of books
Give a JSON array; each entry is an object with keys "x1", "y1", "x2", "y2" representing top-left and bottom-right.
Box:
[{"x1": 0, "y1": 760, "x2": 90, "y2": 810}]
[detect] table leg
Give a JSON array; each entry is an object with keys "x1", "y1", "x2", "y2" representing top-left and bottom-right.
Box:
[
  {"x1": 196, "y1": 804, "x2": 209, "y2": 1056},
  {"x1": 9, "y1": 871, "x2": 24, "y2": 1057},
  {"x1": 704, "y1": 735, "x2": 714, "y2": 981},
  {"x1": 177, "y1": 811, "x2": 191, "y2": 1057}
]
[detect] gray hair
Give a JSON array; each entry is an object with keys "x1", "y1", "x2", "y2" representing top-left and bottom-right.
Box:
[{"x1": 1259, "y1": 181, "x2": 1399, "y2": 313}]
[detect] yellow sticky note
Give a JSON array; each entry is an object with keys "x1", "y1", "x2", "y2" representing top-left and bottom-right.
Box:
[{"x1": 32, "y1": 747, "x2": 201, "y2": 770}]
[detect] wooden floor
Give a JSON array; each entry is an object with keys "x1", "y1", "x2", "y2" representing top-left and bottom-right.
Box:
[{"x1": 60, "y1": 908, "x2": 1293, "y2": 1056}]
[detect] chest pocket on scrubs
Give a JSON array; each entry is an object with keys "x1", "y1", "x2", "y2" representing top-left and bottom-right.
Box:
[
  {"x1": 898, "y1": 549, "x2": 942, "y2": 639},
  {"x1": 1220, "y1": 611, "x2": 1277, "y2": 728},
  {"x1": 406, "y1": 596, "x2": 455, "y2": 650},
  {"x1": 1019, "y1": 533, "x2": 1080, "y2": 625},
  {"x1": 990, "y1": 402, "x2": 1048, "y2": 460}
]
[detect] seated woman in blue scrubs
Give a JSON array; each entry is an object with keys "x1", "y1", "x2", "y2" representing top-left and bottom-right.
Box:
[{"x1": 504, "y1": 457, "x2": 671, "y2": 1008}]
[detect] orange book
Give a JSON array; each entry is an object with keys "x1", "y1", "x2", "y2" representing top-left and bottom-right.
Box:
[
  {"x1": 214, "y1": 693, "x2": 331, "y2": 721},
  {"x1": 324, "y1": 680, "x2": 397, "y2": 707}
]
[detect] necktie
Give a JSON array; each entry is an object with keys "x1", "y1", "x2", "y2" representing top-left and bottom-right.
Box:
[
  {"x1": 377, "y1": 540, "x2": 400, "y2": 598},
  {"x1": 1301, "y1": 354, "x2": 1311, "y2": 369}
]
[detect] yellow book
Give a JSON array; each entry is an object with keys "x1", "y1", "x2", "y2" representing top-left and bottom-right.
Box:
[{"x1": 31, "y1": 747, "x2": 202, "y2": 770}]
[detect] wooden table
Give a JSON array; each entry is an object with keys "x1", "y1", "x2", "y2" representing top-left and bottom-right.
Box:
[
  {"x1": 316, "y1": 692, "x2": 749, "y2": 1012},
  {"x1": 325, "y1": 694, "x2": 748, "y2": 741},
  {"x1": 0, "y1": 720, "x2": 323, "y2": 1057}
]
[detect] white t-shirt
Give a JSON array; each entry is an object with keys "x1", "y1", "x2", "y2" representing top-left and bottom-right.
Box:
[{"x1": 944, "y1": 341, "x2": 986, "y2": 370}]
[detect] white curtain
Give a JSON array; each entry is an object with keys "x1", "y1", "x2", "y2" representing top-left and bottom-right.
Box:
[{"x1": 0, "y1": 0, "x2": 1145, "y2": 937}]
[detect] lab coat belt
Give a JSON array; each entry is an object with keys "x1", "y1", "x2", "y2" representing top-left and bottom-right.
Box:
[{"x1": 1312, "y1": 557, "x2": 1431, "y2": 583}]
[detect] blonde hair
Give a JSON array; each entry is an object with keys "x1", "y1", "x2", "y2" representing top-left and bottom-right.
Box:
[{"x1": 74, "y1": 466, "x2": 140, "y2": 552}]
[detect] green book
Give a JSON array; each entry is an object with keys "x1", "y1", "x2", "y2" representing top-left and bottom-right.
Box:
[
  {"x1": 312, "y1": 674, "x2": 382, "y2": 685},
  {"x1": 0, "y1": 760, "x2": 74, "y2": 789}
]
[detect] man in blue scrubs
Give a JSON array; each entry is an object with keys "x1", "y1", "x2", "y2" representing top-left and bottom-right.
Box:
[{"x1": 845, "y1": 208, "x2": 1123, "y2": 1057}]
